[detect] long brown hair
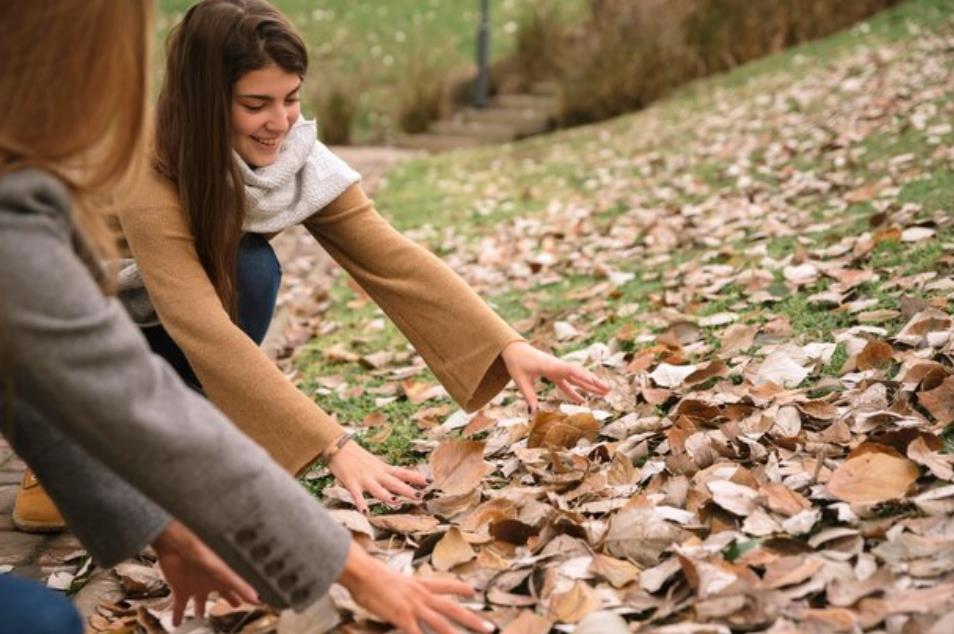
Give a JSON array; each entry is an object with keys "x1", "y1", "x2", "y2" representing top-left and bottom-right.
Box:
[
  {"x1": 155, "y1": 0, "x2": 307, "y2": 315},
  {"x1": 0, "y1": 0, "x2": 152, "y2": 431}
]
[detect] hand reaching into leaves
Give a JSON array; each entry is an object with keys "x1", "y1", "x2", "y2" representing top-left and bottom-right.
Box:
[
  {"x1": 501, "y1": 341, "x2": 610, "y2": 412},
  {"x1": 338, "y1": 543, "x2": 494, "y2": 634},
  {"x1": 152, "y1": 520, "x2": 259, "y2": 626},
  {"x1": 327, "y1": 441, "x2": 428, "y2": 514}
]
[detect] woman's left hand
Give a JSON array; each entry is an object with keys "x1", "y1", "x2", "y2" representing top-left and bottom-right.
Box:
[
  {"x1": 327, "y1": 442, "x2": 428, "y2": 514},
  {"x1": 501, "y1": 341, "x2": 610, "y2": 412},
  {"x1": 153, "y1": 520, "x2": 259, "y2": 626}
]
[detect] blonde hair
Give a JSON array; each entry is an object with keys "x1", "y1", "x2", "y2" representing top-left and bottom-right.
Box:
[{"x1": 0, "y1": 0, "x2": 152, "y2": 255}]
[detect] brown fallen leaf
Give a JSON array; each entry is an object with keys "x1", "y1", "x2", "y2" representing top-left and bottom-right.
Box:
[
  {"x1": 763, "y1": 555, "x2": 824, "y2": 589},
  {"x1": 490, "y1": 519, "x2": 539, "y2": 546},
  {"x1": 907, "y1": 436, "x2": 954, "y2": 480},
  {"x1": 402, "y1": 379, "x2": 447, "y2": 405},
  {"x1": 527, "y1": 411, "x2": 600, "y2": 449},
  {"x1": 720, "y1": 323, "x2": 759, "y2": 356},
  {"x1": 795, "y1": 399, "x2": 839, "y2": 421},
  {"x1": 432, "y1": 527, "x2": 477, "y2": 571},
  {"x1": 826, "y1": 451, "x2": 920, "y2": 504},
  {"x1": 678, "y1": 556, "x2": 739, "y2": 599},
  {"x1": 684, "y1": 360, "x2": 730, "y2": 386},
  {"x1": 918, "y1": 376, "x2": 954, "y2": 424},
  {"x1": 548, "y1": 580, "x2": 601, "y2": 623},
  {"x1": 856, "y1": 339, "x2": 894, "y2": 370},
  {"x1": 430, "y1": 439, "x2": 492, "y2": 495},
  {"x1": 463, "y1": 410, "x2": 495, "y2": 436},
  {"x1": 760, "y1": 483, "x2": 810, "y2": 517},
  {"x1": 575, "y1": 611, "x2": 629, "y2": 634},
  {"x1": 500, "y1": 610, "x2": 552, "y2": 634},
  {"x1": 604, "y1": 507, "x2": 689, "y2": 566},
  {"x1": 113, "y1": 562, "x2": 166, "y2": 599},
  {"x1": 359, "y1": 350, "x2": 394, "y2": 369},
  {"x1": 361, "y1": 411, "x2": 388, "y2": 427},
  {"x1": 589, "y1": 554, "x2": 640, "y2": 588},
  {"x1": 369, "y1": 514, "x2": 439, "y2": 534},
  {"x1": 801, "y1": 607, "x2": 858, "y2": 632}
]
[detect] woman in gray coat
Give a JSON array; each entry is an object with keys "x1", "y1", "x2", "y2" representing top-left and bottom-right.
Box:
[{"x1": 0, "y1": 3, "x2": 492, "y2": 633}]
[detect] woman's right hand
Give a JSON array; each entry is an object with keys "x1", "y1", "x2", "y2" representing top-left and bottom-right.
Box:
[
  {"x1": 337, "y1": 543, "x2": 494, "y2": 634},
  {"x1": 327, "y1": 440, "x2": 429, "y2": 514}
]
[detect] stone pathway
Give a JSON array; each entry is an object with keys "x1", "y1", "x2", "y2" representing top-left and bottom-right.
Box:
[
  {"x1": 0, "y1": 145, "x2": 418, "y2": 629},
  {"x1": 0, "y1": 439, "x2": 90, "y2": 594}
]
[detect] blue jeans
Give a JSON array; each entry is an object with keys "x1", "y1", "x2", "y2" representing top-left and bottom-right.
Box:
[
  {"x1": 142, "y1": 233, "x2": 282, "y2": 391},
  {"x1": 0, "y1": 574, "x2": 83, "y2": 634}
]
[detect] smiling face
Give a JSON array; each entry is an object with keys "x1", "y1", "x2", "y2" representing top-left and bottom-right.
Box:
[{"x1": 231, "y1": 63, "x2": 302, "y2": 167}]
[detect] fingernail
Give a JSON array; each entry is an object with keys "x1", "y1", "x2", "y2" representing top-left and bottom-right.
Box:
[{"x1": 483, "y1": 621, "x2": 495, "y2": 632}]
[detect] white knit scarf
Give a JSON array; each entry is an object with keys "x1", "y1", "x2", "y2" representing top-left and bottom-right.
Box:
[
  {"x1": 118, "y1": 117, "x2": 359, "y2": 325},
  {"x1": 239, "y1": 117, "x2": 360, "y2": 233}
]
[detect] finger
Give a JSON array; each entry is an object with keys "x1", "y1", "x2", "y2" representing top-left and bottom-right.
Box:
[
  {"x1": 172, "y1": 592, "x2": 186, "y2": 627},
  {"x1": 428, "y1": 594, "x2": 493, "y2": 633},
  {"x1": 579, "y1": 368, "x2": 610, "y2": 393},
  {"x1": 344, "y1": 481, "x2": 370, "y2": 515},
  {"x1": 512, "y1": 372, "x2": 539, "y2": 413},
  {"x1": 224, "y1": 590, "x2": 242, "y2": 607},
  {"x1": 399, "y1": 613, "x2": 424, "y2": 634},
  {"x1": 217, "y1": 568, "x2": 259, "y2": 605},
  {"x1": 391, "y1": 466, "x2": 429, "y2": 487},
  {"x1": 419, "y1": 577, "x2": 476, "y2": 596},
  {"x1": 556, "y1": 380, "x2": 584, "y2": 403},
  {"x1": 367, "y1": 480, "x2": 399, "y2": 508},
  {"x1": 419, "y1": 605, "x2": 459, "y2": 634},
  {"x1": 382, "y1": 473, "x2": 421, "y2": 501},
  {"x1": 569, "y1": 367, "x2": 610, "y2": 394},
  {"x1": 195, "y1": 592, "x2": 208, "y2": 620}
]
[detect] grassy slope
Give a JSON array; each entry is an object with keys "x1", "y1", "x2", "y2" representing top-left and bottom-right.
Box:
[
  {"x1": 293, "y1": 0, "x2": 954, "y2": 474},
  {"x1": 156, "y1": 0, "x2": 575, "y2": 141}
]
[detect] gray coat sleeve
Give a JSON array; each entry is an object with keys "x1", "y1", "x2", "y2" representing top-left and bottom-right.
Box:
[
  {"x1": 0, "y1": 171, "x2": 351, "y2": 610},
  {"x1": 6, "y1": 398, "x2": 171, "y2": 567}
]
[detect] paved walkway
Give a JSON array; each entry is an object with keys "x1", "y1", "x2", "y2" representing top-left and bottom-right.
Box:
[{"x1": 0, "y1": 146, "x2": 418, "y2": 627}]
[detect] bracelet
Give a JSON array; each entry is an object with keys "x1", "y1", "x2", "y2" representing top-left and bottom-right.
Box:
[{"x1": 320, "y1": 432, "x2": 353, "y2": 465}]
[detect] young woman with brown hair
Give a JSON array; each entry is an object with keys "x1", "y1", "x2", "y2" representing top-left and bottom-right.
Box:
[
  {"x1": 65, "y1": 0, "x2": 607, "y2": 521},
  {"x1": 1, "y1": 1, "x2": 498, "y2": 632}
]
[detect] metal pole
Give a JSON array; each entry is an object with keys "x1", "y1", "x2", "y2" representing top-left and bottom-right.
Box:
[{"x1": 474, "y1": 0, "x2": 490, "y2": 108}]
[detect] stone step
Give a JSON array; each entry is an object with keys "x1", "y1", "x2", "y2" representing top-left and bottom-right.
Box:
[
  {"x1": 530, "y1": 80, "x2": 561, "y2": 97},
  {"x1": 459, "y1": 107, "x2": 554, "y2": 136},
  {"x1": 429, "y1": 119, "x2": 519, "y2": 143},
  {"x1": 490, "y1": 93, "x2": 558, "y2": 111},
  {"x1": 395, "y1": 133, "x2": 485, "y2": 152}
]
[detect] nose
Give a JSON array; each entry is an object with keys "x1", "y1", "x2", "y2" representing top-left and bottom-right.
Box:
[{"x1": 265, "y1": 103, "x2": 291, "y2": 134}]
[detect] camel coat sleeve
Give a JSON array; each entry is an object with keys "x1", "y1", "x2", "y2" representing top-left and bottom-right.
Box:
[
  {"x1": 304, "y1": 184, "x2": 524, "y2": 411},
  {"x1": 118, "y1": 172, "x2": 522, "y2": 474}
]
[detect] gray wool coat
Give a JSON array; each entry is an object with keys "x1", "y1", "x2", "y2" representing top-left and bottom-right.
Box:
[{"x1": 0, "y1": 169, "x2": 350, "y2": 610}]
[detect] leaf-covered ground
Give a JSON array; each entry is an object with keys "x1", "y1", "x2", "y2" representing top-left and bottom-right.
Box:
[{"x1": 96, "y1": 0, "x2": 954, "y2": 632}]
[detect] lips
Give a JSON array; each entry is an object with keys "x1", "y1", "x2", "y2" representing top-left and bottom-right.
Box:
[{"x1": 251, "y1": 135, "x2": 281, "y2": 149}]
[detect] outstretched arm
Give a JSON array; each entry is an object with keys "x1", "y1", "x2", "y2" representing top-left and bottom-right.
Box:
[{"x1": 305, "y1": 184, "x2": 609, "y2": 415}]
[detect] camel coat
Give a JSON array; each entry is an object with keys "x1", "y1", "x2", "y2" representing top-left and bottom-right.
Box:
[{"x1": 117, "y1": 168, "x2": 523, "y2": 474}]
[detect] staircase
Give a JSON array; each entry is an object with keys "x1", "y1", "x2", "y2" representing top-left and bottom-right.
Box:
[{"x1": 397, "y1": 81, "x2": 560, "y2": 152}]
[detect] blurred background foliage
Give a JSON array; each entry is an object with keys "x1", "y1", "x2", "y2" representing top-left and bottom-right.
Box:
[{"x1": 156, "y1": 0, "x2": 901, "y2": 144}]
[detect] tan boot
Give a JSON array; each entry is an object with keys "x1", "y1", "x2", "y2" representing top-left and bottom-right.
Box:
[{"x1": 12, "y1": 469, "x2": 66, "y2": 533}]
